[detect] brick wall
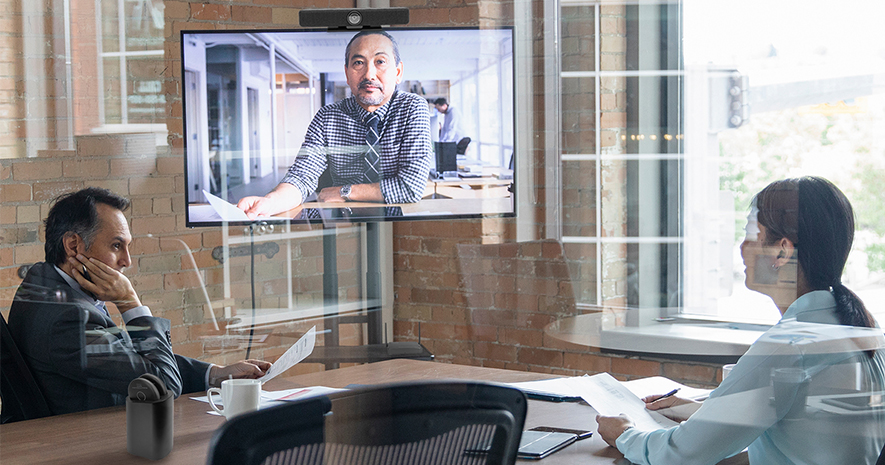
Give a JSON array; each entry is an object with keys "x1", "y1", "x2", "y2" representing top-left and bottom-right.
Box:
[{"x1": 0, "y1": 0, "x2": 728, "y2": 389}]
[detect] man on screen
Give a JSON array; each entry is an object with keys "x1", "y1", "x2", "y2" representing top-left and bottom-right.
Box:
[
  {"x1": 433, "y1": 98, "x2": 466, "y2": 143},
  {"x1": 238, "y1": 30, "x2": 432, "y2": 219}
]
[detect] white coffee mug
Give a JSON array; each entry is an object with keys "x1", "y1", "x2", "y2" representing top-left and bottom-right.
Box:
[
  {"x1": 207, "y1": 379, "x2": 261, "y2": 419},
  {"x1": 722, "y1": 363, "x2": 737, "y2": 381}
]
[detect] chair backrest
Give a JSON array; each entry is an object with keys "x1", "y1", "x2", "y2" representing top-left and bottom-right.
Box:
[
  {"x1": 0, "y1": 313, "x2": 52, "y2": 423},
  {"x1": 206, "y1": 381, "x2": 527, "y2": 465}
]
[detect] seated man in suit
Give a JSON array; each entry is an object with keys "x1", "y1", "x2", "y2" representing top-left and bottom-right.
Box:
[{"x1": 7, "y1": 187, "x2": 271, "y2": 416}]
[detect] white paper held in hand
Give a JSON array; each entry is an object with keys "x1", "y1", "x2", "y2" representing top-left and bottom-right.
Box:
[
  {"x1": 202, "y1": 190, "x2": 250, "y2": 221},
  {"x1": 565, "y1": 373, "x2": 678, "y2": 431},
  {"x1": 258, "y1": 326, "x2": 317, "y2": 384}
]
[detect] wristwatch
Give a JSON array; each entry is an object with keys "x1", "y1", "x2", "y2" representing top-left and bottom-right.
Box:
[{"x1": 339, "y1": 185, "x2": 352, "y2": 201}]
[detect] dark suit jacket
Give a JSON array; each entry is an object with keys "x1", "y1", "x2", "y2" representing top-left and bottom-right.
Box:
[{"x1": 7, "y1": 262, "x2": 211, "y2": 416}]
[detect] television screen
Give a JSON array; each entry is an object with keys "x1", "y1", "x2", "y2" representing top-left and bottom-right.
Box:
[{"x1": 181, "y1": 27, "x2": 515, "y2": 226}]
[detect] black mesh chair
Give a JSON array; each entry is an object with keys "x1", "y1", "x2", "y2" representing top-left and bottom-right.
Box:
[
  {"x1": 206, "y1": 381, "x2": 527, "y2": 465},
  {"x1": 0, "y1": 313, "x2": 51, "y2": 423}
]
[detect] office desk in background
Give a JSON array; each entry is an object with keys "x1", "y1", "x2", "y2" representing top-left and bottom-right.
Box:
[{"x1": 0, "y1": 360, "x2": 748, "y2": 464}]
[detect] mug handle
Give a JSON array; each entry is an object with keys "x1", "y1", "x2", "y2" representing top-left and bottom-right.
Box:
[{"x1": 207, "y1": 387, "x2": 225, "y2": 416}]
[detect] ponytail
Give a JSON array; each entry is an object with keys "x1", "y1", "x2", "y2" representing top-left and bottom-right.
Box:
[{"x1": 831, "y1": 282, "x2": 875, "y2": 329}]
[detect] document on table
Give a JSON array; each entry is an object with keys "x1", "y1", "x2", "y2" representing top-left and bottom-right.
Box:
[
  {"x1": 259, "y1": 326, "x2": 316, "y2": 384},
  {"x1": 565, "y1": 373, "x2": 678, "y2": 431}
]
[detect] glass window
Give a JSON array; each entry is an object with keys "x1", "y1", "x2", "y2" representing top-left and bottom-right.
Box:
[{"x1": 559, "y1": 0, "x2": 885, "y2": 326}]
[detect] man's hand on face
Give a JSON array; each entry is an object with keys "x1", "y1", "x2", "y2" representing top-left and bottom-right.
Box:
[
  {"x1": 69, "y1": 254, "x2": 142, "y2": 312},
  {"x1": 209, "y1": 360, "x2": 273, "y2": 387}
]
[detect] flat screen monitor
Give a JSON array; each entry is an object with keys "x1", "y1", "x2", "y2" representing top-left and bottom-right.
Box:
[
  {"x1": 433, "y1": 141, "x2": 458, "y2": 175},
  {"x1": 181, "y1": 27, "x2": 515, "y2": 226}
]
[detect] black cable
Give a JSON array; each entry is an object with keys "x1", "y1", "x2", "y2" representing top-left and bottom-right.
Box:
[{"x1": 245, "y1": 224, "x2": 257, "y2": 360}]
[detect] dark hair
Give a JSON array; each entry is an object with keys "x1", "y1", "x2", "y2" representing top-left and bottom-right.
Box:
[
  {"x1": 434, "y1": 98, "x2": 448, "y2": 106},
  {"x1": 344, "y1": 30, "x2": 401, "y2": 67},
  {"x1": 44, "y1": 187, "x2": 130, "y2": 266},
  {"x1": 753, "y1": 176, "x2": 875, "y2": 330}
]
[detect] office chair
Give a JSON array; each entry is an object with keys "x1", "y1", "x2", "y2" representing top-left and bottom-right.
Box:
[
  {"x1": 0, "y1": 313, "x2": 52, "y2": 423},
  {"x1": 207, "y1": 381, "x2": 527, "y2": 465}
]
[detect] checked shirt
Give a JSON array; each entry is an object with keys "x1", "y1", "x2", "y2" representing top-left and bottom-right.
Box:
[{"x1": 281, "y1": 91, "x2": 433, "y2": 204}]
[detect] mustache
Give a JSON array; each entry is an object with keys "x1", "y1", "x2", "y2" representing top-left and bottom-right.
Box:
[{"x1": 359, "y1": 80, "x2": 383, "y2": 91}]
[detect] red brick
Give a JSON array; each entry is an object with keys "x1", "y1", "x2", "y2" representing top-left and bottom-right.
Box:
[
  {"x1": 63, "y1": 159, "x2": 109, "y2": 178},
  {"x1": 0, "y1": 248, "x2": 13, "y2": 267},
  {"x1": 662, "y1": 362, "x2": 719, "y2": 385},
  {"x1": 409, "y1": 7, "x2": 452, "y2": 26},
  {"x1": 191, "y1": 4, "x2": 231, "y2": 21},
  {"x1": 470, "y1": 308, "x2": 515, "y2": 326},
  {"x1": 13, "y1": 159, "x2": 63, "y2": 181},
  {"x1": 33, "y1": 181, "x2": 84, "y2": 201},
  {"x1": 500, "y1": 327, "x2": 543, "y2": 347},
  {"x1": 131, "y1": 216, "x2": 177, "y2": 235},
  {"x1": 0, "y1": 266, "x2": 22, "y2": 288},
  {"x1": 611, "y1": 357, "x2": 661, "y2": 378},
  {"x1": 474, "y1": 342, "x2": 516, "y2": 362},
  {"x1": 164, "y1": 1, "x2": 189, "y2": 19},
  {"x1": 517, "y1": 347, "x2": 563, "y2": 367},
  {"x1": 231, "y1": 5, "x2": 271, "y2": 23},
  {"x1": 563, "y1": 353, "x2": 611, "y2": 373},
  {"x1": 456, "y1": 324, "x2": 497, "y2": 342},
  {"x1": 449, "y1": 6, "x2": 478, "y2": 24},
  {"x1": 13, "y1": 243, "x2": 42, "y2": 265}
]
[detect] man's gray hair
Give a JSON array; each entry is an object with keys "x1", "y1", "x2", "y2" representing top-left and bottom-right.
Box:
[{"x1": 344, "y1": 30, "x2": 401, "y2": 66}]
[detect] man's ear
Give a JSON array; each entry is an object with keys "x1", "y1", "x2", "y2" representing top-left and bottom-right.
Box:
[
  {"x1": 62, "y1": 232, "x2": 85, "y2": 259},
  {"x1": 395, "y1": 62, "x2": 403, "y2": 84},
  {"x1": 774, "y1": 237, "x2": 796, "y2": 268}
]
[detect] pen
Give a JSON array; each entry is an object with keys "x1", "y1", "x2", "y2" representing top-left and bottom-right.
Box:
[{"x1": 657, "y1": 388, "x2": 680, "y2": 400}]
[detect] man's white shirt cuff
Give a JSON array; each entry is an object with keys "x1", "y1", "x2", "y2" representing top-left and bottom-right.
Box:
[{"x1": 121, "y1": 305, "x2": 153, "y2": 323}]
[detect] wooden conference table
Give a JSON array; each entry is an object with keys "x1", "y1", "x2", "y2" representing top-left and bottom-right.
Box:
[{"x1": 0, "y1": 359, "x2": 748, "y2": 464}]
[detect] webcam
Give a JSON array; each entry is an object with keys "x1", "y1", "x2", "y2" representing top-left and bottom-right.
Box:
[
  {"x1": 127, "y1": 373, "x2": 174, "y2": 460},
  {"x1": 299, "y1": 8, "x2": 409, "y2": 29}
]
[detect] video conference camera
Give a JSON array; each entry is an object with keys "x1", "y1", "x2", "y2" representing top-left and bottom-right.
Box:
[{"x1": 299, "y1": 8, "x2": 409, "y2": 29}]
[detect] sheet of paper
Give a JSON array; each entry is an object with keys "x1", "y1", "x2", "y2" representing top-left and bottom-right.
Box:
[
  {"x1": 565, "y1": 373, "x2": 678, "y2": 431},
  {"x1": 202, "y1": 190, "x2": 277, "y2": 222},
  {"x1": 621, "y1": 376, "x2": 712, "y2": 401},
  {"x1": 258, "y1": 326, "x2": 316, "y2": 383},
  {"x1": 203, "y1": 190, "x2": 250, "y2": 221}
]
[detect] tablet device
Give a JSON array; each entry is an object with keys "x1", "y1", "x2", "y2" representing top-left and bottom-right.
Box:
[
  {"x1": 464, "y1": 430, "x2": 578, "y2": 460},
  {"x1": 517, "y1": 431, "x2": 578, "y2": 460}
]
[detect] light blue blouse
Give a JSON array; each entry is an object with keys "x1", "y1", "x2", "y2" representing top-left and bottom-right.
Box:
[{"x1": 616, "y1": 290, "x2": 885, "y2": 465}]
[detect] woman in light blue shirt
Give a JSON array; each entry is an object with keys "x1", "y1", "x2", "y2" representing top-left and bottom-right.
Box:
[{"x1": 597, "y1": 176, "x2": 885, "y2": 465}]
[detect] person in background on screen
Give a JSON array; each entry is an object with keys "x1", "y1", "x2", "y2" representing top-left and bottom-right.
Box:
[
  {"x1": 7, "y1": 188, "x2": 270, "y2": 416},
  {"x1": 596, "y1": 176, "x2": 885, "y2": 464},
  {"x1": 237, "y1": 30, "x2": 432, "y2": 218},
  {"x1": 434, "y1": 97, "x2": 466, "y2": 143}
]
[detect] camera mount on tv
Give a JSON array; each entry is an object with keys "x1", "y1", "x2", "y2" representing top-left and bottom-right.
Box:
[{"x1": 299, "y1": 8, "x2": 409, "y2": 30}]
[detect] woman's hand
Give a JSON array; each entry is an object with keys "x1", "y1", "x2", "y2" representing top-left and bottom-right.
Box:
[
  {"x1": 596, "y1": 414, "x2": 634, "y2": 447},
  {"x1": 643, "y1": 394, "x2": 702, "y2": 422}
]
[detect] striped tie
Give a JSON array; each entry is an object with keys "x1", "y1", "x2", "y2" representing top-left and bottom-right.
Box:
[{"x1": 363, "y1": 113, "x2": 381, "y2": 183}]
